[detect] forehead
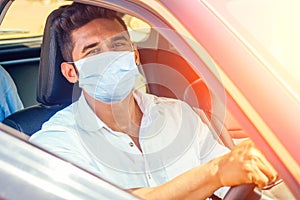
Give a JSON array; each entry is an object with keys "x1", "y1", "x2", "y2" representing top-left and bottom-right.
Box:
[
  {"x1": 73, "y1": 18, "x2": 126, "y2": 42},
  {"x1": 71, "y1": 18, "x2": 128, "y2": 59}
]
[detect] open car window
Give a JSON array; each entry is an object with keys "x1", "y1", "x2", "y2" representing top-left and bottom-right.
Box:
[
  {"x1": 0, "y1": 0, "x2": 71, "y2": 45},
  {"x1": 0, "y1": 0, "x2": 150, "y2": 45}
]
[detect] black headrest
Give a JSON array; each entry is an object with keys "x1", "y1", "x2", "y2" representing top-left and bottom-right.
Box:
[{"x1": 37, "y1": 8, "x2": 81, "y2": 106}]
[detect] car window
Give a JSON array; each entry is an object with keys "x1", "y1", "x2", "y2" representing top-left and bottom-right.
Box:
[
  {"x1": 0, "y1": 0, "x2": 150, "y2": 107},
  {"x1": 0, "y1": 0, "x2": 71, "y2": 44},
  {"x1": 0, "y1": 0, "x2": 150, "y2": 45},
  {"x1": 202, "y1": 0, "x2": 300, "y2": 102},
  {"x1": 123, "y1": 14, "x2": 151, "y2": 43}
]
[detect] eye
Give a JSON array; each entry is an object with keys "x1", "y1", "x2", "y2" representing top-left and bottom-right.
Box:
[
  {"x1": 88, "y1": 47, "x2": 102, "y2": 56},
  {"x1": 111, "y1": 41, "x2": 126, "y2": 48},
  {"x1": 111, "y1": 40, "x2": 131, "y2": 51}
]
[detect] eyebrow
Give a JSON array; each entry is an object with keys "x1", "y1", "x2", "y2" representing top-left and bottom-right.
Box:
[
  {"x1": 82, "y1": 42, "x2": 99, "y2": 54},
  {"x1": 81, "y1": 35, "x2": 130, "y2": 54},
  {"x1": 110, "y1": 35, "x2": 129, "y2": 42}
]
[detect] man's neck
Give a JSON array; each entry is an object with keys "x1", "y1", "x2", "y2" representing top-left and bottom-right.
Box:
[{"x1": 83, "y1": 91, "x2": 143, "y2": 137}]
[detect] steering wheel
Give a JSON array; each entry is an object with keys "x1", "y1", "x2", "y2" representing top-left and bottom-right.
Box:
[
  {"x1": 196, "y1": 109, "x2": 261, "y2": 199},
  {"x1": 223, "y1": 184, "x2": 261, "y2": 200}
]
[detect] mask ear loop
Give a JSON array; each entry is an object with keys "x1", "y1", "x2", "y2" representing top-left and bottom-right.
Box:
[
  {"x1": 73, "y1": 63, "x2": 79, "y2": 76},
  {"x1": 130, "y1": 42, "x2": 135, "y2": 52},
  {"x1": 131, "y1": 42, "x2": 141, "y2": 66},
  {"x1": 132, "y1": 43, "x2": 148, "y2": 92}
]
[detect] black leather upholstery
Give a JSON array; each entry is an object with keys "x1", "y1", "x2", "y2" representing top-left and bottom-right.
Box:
[
  {"x1": 37, "y1": 9, "x2": 81, "y2": 106},
  {"x1": 2, "y1": 105, "x2": 63, "y2": 136},
  {"x1": 2, "y1": 9, "x2": 81, "y2": 136}
]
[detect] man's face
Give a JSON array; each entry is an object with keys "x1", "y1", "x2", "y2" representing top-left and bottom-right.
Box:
[
  {"x1": 60, "y1": 17, "x2": 139, "y2": 87},
  {"x1": 71, "y1": 18, "x2": 132, "y2": 62}
]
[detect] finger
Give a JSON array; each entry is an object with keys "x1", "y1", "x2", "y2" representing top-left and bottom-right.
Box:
[
  {"x1": 247, "y1": 163, "x2": 270, "y2": 188},
  {"x1": 235, "y1": 138, "x2": 253, "y2": 149},
  {"x1": 239, "y1": 139, "x2": 278, "y2": 185},
  {"x1": 250, "y1": 148, "x2": 278, "y2": 184}
]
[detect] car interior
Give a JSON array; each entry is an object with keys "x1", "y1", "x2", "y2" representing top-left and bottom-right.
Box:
[
  {"x1": 2, "y1": 8, "x2": 81, "y2": 136},
  {"x1": 2, "y1": 1, "x2": 296, "y2": 200},
  {"x1": 0, "y1": 2, "x2": 248, "y2": 149}
]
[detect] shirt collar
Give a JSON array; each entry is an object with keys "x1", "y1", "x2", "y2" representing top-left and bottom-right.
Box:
[
  {"x1": 74, "y1": 93, "x2": 106, "y2": 133},
  {"x1": 75, "y1": 90, "x2": 159, "y2": 134}
]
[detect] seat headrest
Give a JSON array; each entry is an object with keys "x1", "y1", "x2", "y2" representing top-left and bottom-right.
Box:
[{"x1": 37, "y1": 8, "x2": 81, "y2": 106}]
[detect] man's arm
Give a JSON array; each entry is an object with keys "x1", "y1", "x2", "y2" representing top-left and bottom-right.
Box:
[
  {"x1": 131, "y1": 160, "x2": 222, "y2": 200},
  {"x1": 131, "y1": 139, "x2": 278, "y2": 200}
]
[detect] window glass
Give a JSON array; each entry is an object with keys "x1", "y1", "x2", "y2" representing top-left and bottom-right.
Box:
[
  {"x1": 202, "y1": 0, "x2": 300, "y2": 101},
  {"x1": 0, "y1": 0, "x2": 150, "y2": 44},
  {"x1": 123, "y1": 14, "x2": 151, "y2": 43},
  {"x1": 0, "y1": 0, "x2": 71, "y2": 41}
]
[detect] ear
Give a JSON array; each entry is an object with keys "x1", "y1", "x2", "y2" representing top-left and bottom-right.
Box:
[
  {"x1": 133, "y1": 43, "x2": 141, "y2": 66},
  {"x1": 61, "y1": 62, "x2": 79, "y2": 83}
]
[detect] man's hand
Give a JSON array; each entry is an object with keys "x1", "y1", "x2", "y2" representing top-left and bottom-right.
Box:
[
  {"x1": 215, "y1": 139, "x2": 278, "y2": 188},
  {"x1": 132, "y1": 139, "x2": 279, "y2": 200}
]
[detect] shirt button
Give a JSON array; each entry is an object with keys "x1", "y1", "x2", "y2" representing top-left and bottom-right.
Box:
[{"x1": 129, "y1": 142, "x2": 134, "y2": 147}]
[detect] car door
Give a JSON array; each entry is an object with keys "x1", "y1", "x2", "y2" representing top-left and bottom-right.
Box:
[{"x1": 86, "y1": 0, "x2": 300, "y2": 199}]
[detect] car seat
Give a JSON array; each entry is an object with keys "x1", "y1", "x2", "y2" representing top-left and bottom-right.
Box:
[
  {"x1": 2, "y1": 8, "x2": 236, "y2": 149},
  {"x1": 2, "y1": 9, "x2": 81, "y2": 136}
]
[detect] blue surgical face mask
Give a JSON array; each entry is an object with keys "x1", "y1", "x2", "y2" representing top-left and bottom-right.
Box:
[{"x1": 74, "y1": 51, "x2": 139, "y2": 103}]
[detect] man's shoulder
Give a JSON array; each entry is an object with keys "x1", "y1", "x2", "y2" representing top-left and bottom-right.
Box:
[
  {"x1": 29, "y1": 114, "x2": 79, "y2": 151},
  {"x1": 30, "y1": 103, "x2": 77, "y2": 139},
  {"x1": 146, "y1": 94, "x2": 200, "y2": 125},
  {"x1": 152, "y1": 95, "x2": 195, "y2": 112},
  {"x1": 45, "y1": 103, "x2": 76, "y2": 127},
  {"x1": 140, "y1": 91, "x2": 187, "y2": 106}
]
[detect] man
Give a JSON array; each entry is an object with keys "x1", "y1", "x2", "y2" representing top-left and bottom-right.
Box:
[
  {"x1": 0, "y1": 65, "x2": 24, "y2": 122},
  {"x1": 30, "y1": 3, "x2": 278, "y2": 199}
]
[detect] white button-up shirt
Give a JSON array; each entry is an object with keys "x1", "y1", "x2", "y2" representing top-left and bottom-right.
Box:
[{"x1": 30, "y1": 90, "x2": 229, "y2": 191}]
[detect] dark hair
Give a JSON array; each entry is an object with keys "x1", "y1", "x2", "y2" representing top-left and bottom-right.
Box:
[{"x1": 53, "y1": 2, "x2": 128, "y2": 62}]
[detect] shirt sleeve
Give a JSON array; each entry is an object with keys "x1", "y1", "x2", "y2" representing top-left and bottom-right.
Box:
[
  {"x1": 0, "y1": 66, "x2": 24, "y2": 121},
  {"x1": 178, "y1": 102, "x2": 230, "y2": 164},
  {"x1": 29, "y1": 126, "x2": 103, "y2": 178},
  {"x1": 196, "y1": 117, "x2": 230, "y2": 163},
  {"x1": 192, "y1": 106, "x2": 231, "y2": 198}
]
